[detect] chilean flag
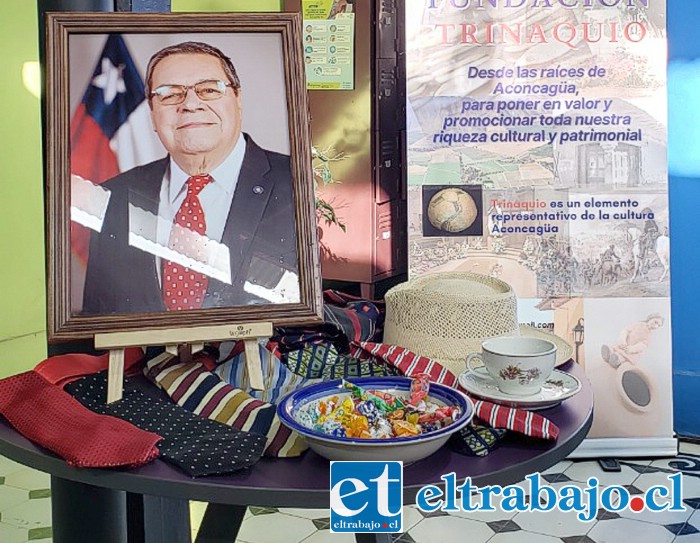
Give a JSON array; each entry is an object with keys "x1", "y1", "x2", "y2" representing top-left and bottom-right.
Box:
[{"x1": 70, "y1": 34, "x2": 163, "y2": 307}]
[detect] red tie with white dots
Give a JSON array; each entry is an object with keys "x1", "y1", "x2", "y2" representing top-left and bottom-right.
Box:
[{"x1": 162, "y1": 174, "x2": 212, "y2": 311}]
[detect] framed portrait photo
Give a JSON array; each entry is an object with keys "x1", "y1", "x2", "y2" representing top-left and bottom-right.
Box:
[{"x1": 45, "y1": 12, "x2": 322, "y2": 341}]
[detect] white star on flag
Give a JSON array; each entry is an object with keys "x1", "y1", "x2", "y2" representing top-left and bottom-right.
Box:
[{"x1": 92, "y1": 57, "x2": 126, "y2": 105}]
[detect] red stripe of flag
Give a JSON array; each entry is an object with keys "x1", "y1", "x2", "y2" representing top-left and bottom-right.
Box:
[
  {"x1": 70, "y1": 103, "x2": 120, "y2": 266},
  {"x1": 70, "y1": 103, "x2": 119, "y2": 183}
]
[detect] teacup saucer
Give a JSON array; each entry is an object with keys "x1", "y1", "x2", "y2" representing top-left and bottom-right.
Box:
[{"x1": 458, "y1": 367, "x2": 582, "y2": 410}]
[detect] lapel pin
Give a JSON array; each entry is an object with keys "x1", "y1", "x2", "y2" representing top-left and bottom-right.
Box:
[{"x1": 252, "y1": 185, "x2": 265, "y2": 195}]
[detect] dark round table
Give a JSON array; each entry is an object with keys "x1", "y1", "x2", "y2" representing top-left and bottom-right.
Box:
[{"x1": 0, "y1": 360, "x2": 592, "y2": 543}]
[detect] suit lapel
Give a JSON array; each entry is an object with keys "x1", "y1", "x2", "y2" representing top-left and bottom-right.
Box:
[
  {"x1": 126, "y1": 158, "x2": 168, "y2": 310},
  {"x1": 215, "y1": 137, "x2": 273, "y2": 299}
]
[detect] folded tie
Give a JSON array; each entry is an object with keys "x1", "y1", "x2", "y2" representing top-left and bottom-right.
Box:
[
  {"x1": 271, "y1": 341, "x2": 400, "y2": 380},
  {"x1": 352, "y1": 340, "x2": 459, "y2": 387},
  {"x1": 65, "y1": 371, "x2": 266, "y2": 477},
  {"x1": 449, "y1": 422, "x2": 508, "y2": 457},
  {"x1": 215, "y1": 342, "x2": 321, "y2": 404},
  {"x1": 0, "y1": 371, "x2": 161, "y2": 468},
  {"x1": 34, "y1": 348, "x2": 145, "y2": 387},
  {"x1": 144, "y1": 353, "x2": 307, "y2": 458},
  {"x1": 473, "y1": 400, "x2": 560, "y2": 441},
  {"x1": 271, "y1": 290, "x2": 384, "y2": 355}
]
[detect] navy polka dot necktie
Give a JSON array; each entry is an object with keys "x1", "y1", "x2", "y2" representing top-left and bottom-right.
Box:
[
  {"x1": 163, "y1": 174, "x2": 212, "y2": 311},
  {"x1": 65, "y1": 372, "x2": 266, "y2": 477}
]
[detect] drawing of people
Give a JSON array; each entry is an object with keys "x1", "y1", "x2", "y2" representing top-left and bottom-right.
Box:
[
  {"x1": 640, "y1": 207, "x2": 659, "y2": 259},
  {"x1": 601, "y1": 243, "x2": 621, "y2": 264},
  {"x1": 600, "y1": 313, "x2": 665, "y2": 368}
]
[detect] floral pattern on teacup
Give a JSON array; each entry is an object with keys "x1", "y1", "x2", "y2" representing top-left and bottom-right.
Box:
[
  {"x1": 498, "y1": 364, "x2": 542, "y2": 385},
  {"x1": 543, "y1": 379, "x2": 565, "y2": 392}
]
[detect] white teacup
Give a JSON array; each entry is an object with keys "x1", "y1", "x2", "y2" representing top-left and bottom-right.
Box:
[{"x1": 465, "y1": 336, "x2": 557, "y2": 396}]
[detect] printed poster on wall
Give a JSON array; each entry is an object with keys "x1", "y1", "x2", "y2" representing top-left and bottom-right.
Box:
[
  {"x1": 406, "y1": 1, "x2": 672, "y2": 453},
  {"x1": 302, "y1": 0, "x2": 355, "y2": 90}
]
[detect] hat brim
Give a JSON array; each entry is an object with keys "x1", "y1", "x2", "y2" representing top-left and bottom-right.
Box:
[{"x1": 518, "y1": 325, "x2": 574, "y2": 367}]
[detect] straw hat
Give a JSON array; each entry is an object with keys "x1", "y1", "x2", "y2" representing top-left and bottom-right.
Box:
[{"x1": 383, "y1": 272, "x2": 573, "y2": 376}]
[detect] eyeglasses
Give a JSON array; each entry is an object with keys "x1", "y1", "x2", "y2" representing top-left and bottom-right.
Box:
[{"x1": 150, "y1": 79, "x2": 233, "y2": 106}]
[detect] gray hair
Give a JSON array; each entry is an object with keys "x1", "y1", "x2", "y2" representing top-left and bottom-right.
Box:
[{"x1": 145, "y1": 41, "x2": 241, "y2": 103}]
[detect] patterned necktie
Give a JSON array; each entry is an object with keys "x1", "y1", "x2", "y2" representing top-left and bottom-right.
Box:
[
  {"x1": 0, "y1": 371, "x2": 161, "y2": 469},
  {"x1": 163, "y1": 174, "x2": 212, "y2": 311},
  {"x1": 65, "y1": 372, "x2": 266, "y2": 476}
]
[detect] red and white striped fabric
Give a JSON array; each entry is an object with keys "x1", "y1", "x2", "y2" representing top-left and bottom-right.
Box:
[
  {"x1": 473, "y1": 400, "x2": 559, "y2": 441},
  {"x1": 352, "y1": 341, "x2": 459, "y2": 387}
]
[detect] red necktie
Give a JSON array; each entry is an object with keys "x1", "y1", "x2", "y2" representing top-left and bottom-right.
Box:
[
  {"x1": 0, "y1": 371, "x2": 161, "y2": 468},
  {"x1": 163, "y1": 174, "x2": 212, "y2": 311}
]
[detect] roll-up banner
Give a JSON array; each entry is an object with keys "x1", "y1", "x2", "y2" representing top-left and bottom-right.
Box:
[{"x1": 405, "y1": 0, "x2": 674, "y2": 457}]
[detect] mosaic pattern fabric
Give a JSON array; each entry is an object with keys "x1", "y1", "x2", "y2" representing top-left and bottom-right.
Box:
[
  {"x1": 449, "y1": 423, "x2": 507, "y2": 457},
  {"x1": 279, "y1": 342, "x2": 400, "y2": 380}
]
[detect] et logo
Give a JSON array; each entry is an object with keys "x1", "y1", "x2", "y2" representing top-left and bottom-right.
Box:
[{"x1": 329, "y1": 461, "x2": 403, "y2": 533}]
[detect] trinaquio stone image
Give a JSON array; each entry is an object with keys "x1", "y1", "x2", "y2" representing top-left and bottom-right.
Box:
[{"x1": 427, "y1": 188, "x2": 478, "y2": 233}]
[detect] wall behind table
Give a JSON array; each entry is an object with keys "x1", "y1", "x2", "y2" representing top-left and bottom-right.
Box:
[
  {"x1": 173, "y1": 0, "x2": 282, "y2": 11},
  {"x1": 0, "y1": 0, "x2": 46, "y2": 377}
]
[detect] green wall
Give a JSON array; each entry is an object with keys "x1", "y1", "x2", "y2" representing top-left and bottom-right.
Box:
[
  {"x1": 173, "y1": 0, "x2": 282, "y2": 11},
  {"x1": 0, "y1": 0, "x2": 283, "y2": 378},
  {"x1": 0, "y1": 1, "x2": 46, "y2": 377}
]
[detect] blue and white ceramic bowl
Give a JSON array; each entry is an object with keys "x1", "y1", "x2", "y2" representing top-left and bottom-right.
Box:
[{"x1": 277, "y1": 377, "x2": 474, "y2": 464}]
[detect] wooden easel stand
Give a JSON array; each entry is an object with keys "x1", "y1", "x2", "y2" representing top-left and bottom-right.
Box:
[{"x1": 95, "y1": 322, "x2": 273, "y2": 403}]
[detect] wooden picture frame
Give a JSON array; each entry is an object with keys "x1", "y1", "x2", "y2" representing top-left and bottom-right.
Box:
[{"x1": 46, "y1": 12, "x2": 322, "y2": 341}]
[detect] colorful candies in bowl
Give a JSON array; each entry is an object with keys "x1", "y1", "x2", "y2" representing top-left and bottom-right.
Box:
[
  {"x1": 277, "y1": 376, "x2": 475, "y2": 463},
  {"x1": 295, "y1": 377, "x2": 461, "y2": 440}
]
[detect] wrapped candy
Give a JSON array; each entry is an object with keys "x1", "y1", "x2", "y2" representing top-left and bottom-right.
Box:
[
  {"x1": 408, "y1": 373, "x2": 430, "y2": 408},
  {"x1": 417, "y1": 405, "x2": 461, "y2": 428},
  {"x1": 418, "y1": 412, "x2": 440, "y2": 424},
  {"x1": 346, "y1": 414, "x2": 370, "y2": 438},
  {"x1": 437, "y1": 405, "x2": 459, "y2": 417},
  {"x1": 388, "y1": 408, "x2": 405, "y2": 421},
  {"x1": 356, "y1": 400, "x2": 379, "y2": 425},
  {"x1": 435, "y1": 405, "x2": 461, "y2": 425},
  {"x1": 370, "y1": 418, "x2": 394, "y2": 439},
  {"x1": 321, "y1": 397, "x2": 355, "y2": 426},
  {"x1": 391, "y1": 419, "x2": 421, "y2": 437},
  {"x1": 318, "y1": 395, "x2": 340, "y2": 416},
  {"x1": 343, "y1": 380, "x2": 405, "y2": 413},
  {"x1": 421, "y1": 421, "x2": 442, "y2": 433},
  {"x1": 325, "y1": 422, "x2": 348, "y2": 438},
  {"x1": 366, "y1": 389, "x2": 407, "y2": 412}
]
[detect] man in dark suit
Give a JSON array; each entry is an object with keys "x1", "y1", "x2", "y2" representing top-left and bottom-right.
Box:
[{"x1": 82, "y1": 41, "x2": 298, "y2": 315}]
